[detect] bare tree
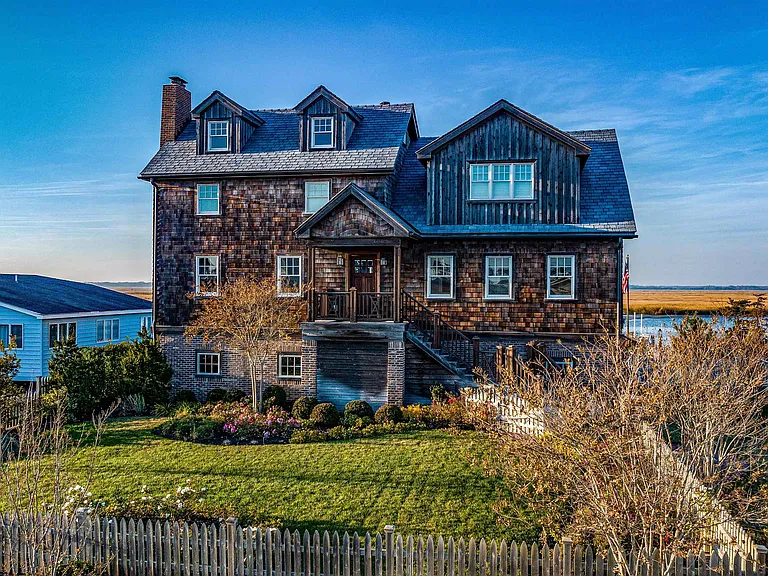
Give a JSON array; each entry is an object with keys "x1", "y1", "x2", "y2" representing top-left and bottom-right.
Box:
[
  {"x1": 472, "y1": 315, "x2": 768, "y2": 574},
  {"x1": 0, "y1": 388, "x2": 115, "y2": 575},
  {"x1": 186, "y1": 277, "x2": 306, "y2": 411}
]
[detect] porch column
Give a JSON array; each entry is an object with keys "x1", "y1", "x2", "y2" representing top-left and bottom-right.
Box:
[
  {"x1": 393, "y1": 245, "x2": 402, "y2": 322},
  {"x1": 301, "y1": 339, "x2": 318, "y2": 397},
  {"x1": 308, "y1": 246, "x2": 315, "y2": 321},
  {"x1": 385, "y1": 340, "x2": 405, "y2": 406}
]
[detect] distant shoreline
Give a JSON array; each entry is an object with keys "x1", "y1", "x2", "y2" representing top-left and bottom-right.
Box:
[{"x1": 631, "y1": 285, "x2": 768, "y2": 291}]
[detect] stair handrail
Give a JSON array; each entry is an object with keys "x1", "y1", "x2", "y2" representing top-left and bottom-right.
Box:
[
  {"x1": 401, "y1": 291, "x2": 474, "y2": 371},
  {"x1": 527, "y1": 342, "x2": 562, "y2": 374}
]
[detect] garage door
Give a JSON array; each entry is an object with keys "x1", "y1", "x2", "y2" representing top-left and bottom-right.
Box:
[{"x1": 316, "y1": 341, "x2": 388, "y2": 409}]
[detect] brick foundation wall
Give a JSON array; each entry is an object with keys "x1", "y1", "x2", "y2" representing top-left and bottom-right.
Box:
[
  {"x1": 386, "y1": 341, "x2": 405, "y2": 405},
  {"x1": 300, "y1": 339, "x2": 318, "y2": 397}
]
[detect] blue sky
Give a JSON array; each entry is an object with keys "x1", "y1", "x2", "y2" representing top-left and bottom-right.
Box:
[{"x1": 2, "y1": 1, "x2": 767, "y2": 284}]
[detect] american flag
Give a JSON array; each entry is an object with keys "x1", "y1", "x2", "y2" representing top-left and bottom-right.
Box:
[{"x1": 622, "y1": 255, "x2": 630, "y2": 294}]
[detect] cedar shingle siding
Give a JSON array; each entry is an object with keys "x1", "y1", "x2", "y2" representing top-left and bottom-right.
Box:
[{"x1": 142, "y1": 79, "x2": 637, "y2": 402}]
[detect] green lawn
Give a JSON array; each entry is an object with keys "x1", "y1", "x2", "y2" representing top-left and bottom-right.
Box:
[{"x1": 62, "y1": 418, "x2": 535, "y2": 540}]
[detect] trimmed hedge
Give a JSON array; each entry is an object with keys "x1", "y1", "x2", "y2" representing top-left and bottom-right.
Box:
[
  {"x1": 292, "y1": 396, "x2": 318, "y2": 419},
  {"x1": 262, "y1": 386, "x2": 287, "y2": 411},
  {"x1": 375, "y1": 404, "x2": 403, "y2": 424},
  {"x1": 174, "y1": 390, "x2": 198, "y2": 404},
  {"x1": 310, "y1": 403, "x2": 340, "y2": 427},
  {"x1": 344, "y1": 400, "x2": 374, "y2": 420}
]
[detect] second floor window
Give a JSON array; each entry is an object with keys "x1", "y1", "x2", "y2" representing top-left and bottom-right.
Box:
[
  {"x1": 96, "y1": 319, "x2": 119, "y2": 343},
  {"x1": 196, "y1": 184, "x2": 220, "y2": 215},
  {"x1": 277, "y1": 255, "x2": 302, "y2": 296},
  {"x1": 196, "y1": 256, "x2": 220, "y2": 295},
  {"x1": 547, "y1": 255, "x2": 576, "y2": 299},
  {"x1": 427, "y1": 255, "x2": 454, "y2": 299},
  {"x1": 207, "y1": 121, "x2": 229, "y2": 151},
  {"x1": 0, "y1": 324, "x2": 23, "y2": 349},
  {"x1": 470, "y1": 162, "x2": 535, "y2": 200},
  {"x1": 485, "y1": 256, "x2": 513, "y2": 299},
  {"x1": 305, "y1": 181, "x2": 330, "y2": 213},
  {"x1": 311, "y1": 117, "x2": 333, "y2": 148},
  {"x1": 49, "y1": 322, "x2": 76, "y2": 348}
]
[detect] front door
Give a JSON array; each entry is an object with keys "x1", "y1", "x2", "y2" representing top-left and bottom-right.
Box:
[{"x1": 350, "y1": 255, "x2": 377, "y2": 293}]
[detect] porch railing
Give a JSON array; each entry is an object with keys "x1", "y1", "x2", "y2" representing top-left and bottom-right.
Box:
[{"x1": 311, "y1": 289, "x2": 394, "y2": 322}]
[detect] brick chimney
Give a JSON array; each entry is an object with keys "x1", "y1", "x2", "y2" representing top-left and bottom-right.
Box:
[{"x1": 160, "y1": 76, "x2": 192, "y2": 147}]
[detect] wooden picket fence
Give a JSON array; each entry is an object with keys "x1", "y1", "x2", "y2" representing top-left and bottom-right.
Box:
[
  {"x1": 0, "y1": 376, "x2": 52, "y2": 431},
  {"x1": 0, "y1": 513, "x2": 766, "y2": 576}
]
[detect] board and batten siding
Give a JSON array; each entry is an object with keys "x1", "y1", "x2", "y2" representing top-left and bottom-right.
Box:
[
  {"x1": 0, "y1": 305, "x2": 43, "y2": 382},
  {"x1": 427, "y1": 111, "x2": 580, "y2": 226}
]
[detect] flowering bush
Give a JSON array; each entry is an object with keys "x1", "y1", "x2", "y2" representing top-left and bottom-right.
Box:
[{"x1": 401, "y1": 396, "x2": 472, "y2": 429}]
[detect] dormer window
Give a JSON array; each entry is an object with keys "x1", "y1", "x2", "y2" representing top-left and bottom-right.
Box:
[
  {"x1": 311, "y1": 117, "x2": 334, "y2": 149},
  {"x1": 470, "y1": 162, "x2": 535, "y2": 200},
  {"x1": 207, "y1": 121, "x2": 229, "y2": 152}
]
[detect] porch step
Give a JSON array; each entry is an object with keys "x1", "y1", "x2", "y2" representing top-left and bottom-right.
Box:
[{"x1": 404, "y1": 330, "x2": 472, "y2": 381}]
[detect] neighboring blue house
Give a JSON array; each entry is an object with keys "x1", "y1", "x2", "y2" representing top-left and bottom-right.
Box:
[{"x1": 0, "y1": 275, "x2": 152, "y2": 382}]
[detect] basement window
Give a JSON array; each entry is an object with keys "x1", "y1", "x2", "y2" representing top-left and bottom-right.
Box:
[
  {"x1": 197, "y1": 352, "x2": 221, "y2": 376},
  {"x1": 311, "y1": 117, "x2": 334, "y2": 148},
  {"x1": 279, "y1": 354, "x2": 302, "y2": 379},
  {"x1": 207, "y1": 121, "x2": 229, "y2": 152}
]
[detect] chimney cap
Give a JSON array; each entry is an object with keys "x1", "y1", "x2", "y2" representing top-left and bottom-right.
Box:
[{"x1": 168, "y1": 76, "x2": 188, "y2": 87}]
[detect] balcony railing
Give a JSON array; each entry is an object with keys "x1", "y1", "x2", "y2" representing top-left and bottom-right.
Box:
[{"x1": 311, "y1": 289, "x2": 395, "y2": 322}]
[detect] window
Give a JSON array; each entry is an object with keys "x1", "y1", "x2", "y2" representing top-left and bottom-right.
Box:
[
  {"x1": 196, "y1": 352, "x2": 221, "y2": 376},
  {"x1": 207, "y1": 121, "x2": 229, "y2": 151},
  {"x1": 469, "y1": 163, "x2": 535, "y2": 200},
  {"x1": 96, "y1": 319, "x2": 120, "y2": 343},
  {"x1": 0, "y1": 324, "x2": 23, "y2": 349},
  {"x1": 195, "y1": 256, "x2": 220, "y2": 295},
  {"x1": 140, "y1": 316, "x2": 152, "y2": 334},
  {"x1": 547, "y1": 255, "x2": 576, "y2": 299},
  {"x1": 311, "y1": 117, "x2": 333, "y2": 148},
  {"x1": 426, "y1": 255, "x2": 454, "y2": 299},
  {"x1": 279, "y1": 354, "x2": 302, "y2": 379},
  {"x1": 49, "y1": 322, "x2": 76, "y2": 348},
  {"x1": 196, "y1": 184, "x2": 220, "y2": 215},
  {"x1": 304, "y1": 181, "x2": 330, "y2": 213},
  {"x1": 485, "y1": 256, "x2": 513, "y2": 299},
  {"x1": 277, "y1": 255, "x2": 302, "y2": 296}
]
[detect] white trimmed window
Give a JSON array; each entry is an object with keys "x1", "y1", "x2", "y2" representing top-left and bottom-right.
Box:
[
  {"x1": 278, "y1": 354, "x2": 302, "y2": 379},
  {"x1": 311, "y1": 117, "x2": 333, "y2": 148},
  {"x1": 277, "y1": 255, "x2": 302, "y2": 296},
  {"x1": 0, "y1": 324, "x2": 23, "y2": 349},
  {"x1": 426, "y1": 255, "x2": 454, "y2": 299},
  {"x1": 96, "y1": 319, "x2": 120, "y2": 343},
  {"x1": 196, "y1": 184, "x2": 220, "y2": 215},
  {"x1": 195, "y1": 256, "x2": 220, "y2": 295},
  {"x1": 140, "y1": 316, "x2": 153, "y2": 334},
  {"x1": 485, "y1": 256, "x2": 513, "y2": 299},
  {"x1": 547, "y1": 255, "x2": 576, "y2": 299},
  {"x1": 304, "y1": 181, "x2": 330, "y2": 213},
  {"x1": 49, "y1": 322, "x2": 76, "y2": 348},
  {"x1": 470, "y1": 163, "x2": 534, "y2": 200},
  {"x1": 196, "y1": 352, "x2": 221, "y2": 376},
  {"x1": 207, "y1": 121, "x2": 229, "y2": 151}
]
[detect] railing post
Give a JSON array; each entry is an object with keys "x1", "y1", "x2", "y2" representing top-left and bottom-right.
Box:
[
  {"x1": 350, "y1": 288, "x2": 357, "y2": 323},
  {"x1": 308, "y1": 288, "x2": 315, "y2": 322},
  {"x1": 472, "y1": 337, "x2": 480, "y2": 370},
  {"x1": 432, "y1": 315, "x2": 440, "y2": 349},
  {"x1": 384, "y1": 525, "x2": 396, "y2": 576}
]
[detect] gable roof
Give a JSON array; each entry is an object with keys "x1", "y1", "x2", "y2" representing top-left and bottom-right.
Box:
[
  {"x1": 191, "y1": 91, "x2": 265, "y2": 126},
  {"x1": 294, "y1": 86, "x2": 363, "y2": 123},
  {"x1": 416, "y1": 100, "x2": 591, "y2": 160},
  {"x1": 0, "y1": 275, "x2": 151, "y2": 317},
  {"x1": 140, "y1": 103, "x2": 415, "y2": 178},
  {"x1": 295, "y1": 183, "x2": 419, "y2": 239}
]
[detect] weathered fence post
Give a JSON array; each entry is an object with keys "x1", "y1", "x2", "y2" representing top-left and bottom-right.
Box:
[
  {"x1": 757, "y1": 545, "x2": 767, "y2": 576},
  {"x1": 561, "y1": 538, "x2": 573, "y2": 576},
  {"x1": 384, "y1": 526, "x2": 395, "y2": 576}
]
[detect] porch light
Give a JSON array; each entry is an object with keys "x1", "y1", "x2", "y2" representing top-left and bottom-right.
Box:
[
  {"x1": 337, "y1": 256, "x2": 344, "y2": 266},
  {"x1": 381, "y1": 257, "x2": 388, "y2": 266}
]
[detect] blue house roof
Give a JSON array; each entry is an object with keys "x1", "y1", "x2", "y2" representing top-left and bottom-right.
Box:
[{"x1": 0, "y1": 275, "x2": 151, "y2": 317}]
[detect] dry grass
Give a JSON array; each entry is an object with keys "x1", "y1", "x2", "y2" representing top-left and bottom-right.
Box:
[
  {"x1": 113, "y1": 287, "x2": 152, "y2": 300},
  {"x1": 629, "y1": 290, "x2": 765, "y2": 315}
]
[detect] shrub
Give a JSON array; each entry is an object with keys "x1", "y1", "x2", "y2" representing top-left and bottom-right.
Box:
[
  {"x1": 57, "y1": 560, "x2": 108, "y2": 576},
  {"x1": 174, "y1": 390, "x2": 198, "y2": 404},
  {"x1": 206, "y1": 388, "x2": 228, "y2": 403},
  {"x1": 224, "y1": 388, "x2": 247, "y2": 402},
  {"x1": 289, "y1": 429, "x2": 327, "y2": 444},
  {"x1": 344, "y1": 400, "x2": 374, "y2": 420},
  {"x1": 310, "y1": 403, "x2": 340, "y2": 427},
  {"x1": 375, "y1": 404, "x2": 403, "y2": 424},
  {"x1": 262, "y1": 385, "x2": 287, "y2": 411},
  {"x1": 292, "y1": 396, "x2": 318, "y2": 419}
]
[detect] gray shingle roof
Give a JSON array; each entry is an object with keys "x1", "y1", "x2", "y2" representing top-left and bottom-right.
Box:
[
  {"x1": 140, "y1": 104, "x2": 414, "y2": 178},
  {"x1": 391, "y1": 130, "x2": 636, "y2": 237},
  {"x1": 0, "y1": 275, "x2": 151, "y2": 316}
]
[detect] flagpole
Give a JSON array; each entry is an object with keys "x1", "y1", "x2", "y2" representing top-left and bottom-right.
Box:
[{"x1": 625, "y1": 254, "x2": 630, "y2": 336}]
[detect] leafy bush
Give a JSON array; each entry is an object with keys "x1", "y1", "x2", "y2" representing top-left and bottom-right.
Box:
[
  {"x1": 57, "y1": 560, "x2": 108, "y2": 576},
  {"x1": 292, "y1": 396, "x2": 318, "y2": 419},
  {"x1": 206, "y1": 388, "x2": 228, "y2": 403},
  {"x1": 344, "y1": 400, "x2": 374, "y2": 420},
  {"x1": 262, "y1": 385, "x2": 287, "y2": 411},
  {"x1": 310, "y1": 403, "x2": 340, "y2": 427},
  {"x1": 224, "y1": 388, "x2": 247, "y2": 402},
  {"x1": 48, "y1": 333, "x2": 172, "y2": 421},
  {"x1": 290, "y1": 421, "x2": 425, "y2": 444},
  {"x1": 174, "y1": 390, "x2": 198, "y2": 404},
  {"x1": 375, "y1": 404, "x2": 403, "y2": 424},
  {"x1": 154, "y1": 416, "x2": 220, "y2": 443},
  {"x1": 401, "y1": 398, "x2": 472, "y2": 429}
]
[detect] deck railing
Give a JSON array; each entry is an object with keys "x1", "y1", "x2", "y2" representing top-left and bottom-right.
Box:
[{"x1": 311, "y1": 290, "x2": 394, "y2": 322}]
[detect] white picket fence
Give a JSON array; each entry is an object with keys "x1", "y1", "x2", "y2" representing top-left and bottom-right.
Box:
[{"x1": 1, "y1": 513, "x2": 766, "y2": 576}]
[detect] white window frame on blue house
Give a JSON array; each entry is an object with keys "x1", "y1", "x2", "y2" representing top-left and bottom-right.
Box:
[
  {"x1": 196, "y1": 184, "x2": 221, "y2": 215},
  {"x1": 310, "y1": 117, "x2": 334, "y2": 149},
  {"x1": 96, "y1": 319, "x2": 120, "y2": 343},
  {"x1": 140, "y1": 316, "x2": 152, "y2": 334},
  {"x1": 0, "y1": 324, "x2": 23, "y2": 350},
  {"x1": 49, "y1": 322, "x2": 76, "y2": 348},
  {"x1": 207, "y1": 121, "x2": 229, "y2": 152}
]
